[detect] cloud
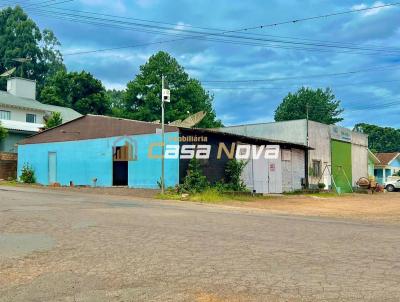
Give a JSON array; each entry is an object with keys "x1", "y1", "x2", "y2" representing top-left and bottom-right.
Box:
[
  {"x1": 28, "y1": 0, "x2": 400, "y2": 128},
  {"x1": 352, "y1": 1, "x2": 393, "y2": 17}
]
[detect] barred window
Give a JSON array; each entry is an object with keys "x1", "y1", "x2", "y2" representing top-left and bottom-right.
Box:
[{"x1": 0, "y1": 110, "x2": 11, "y2": 120}]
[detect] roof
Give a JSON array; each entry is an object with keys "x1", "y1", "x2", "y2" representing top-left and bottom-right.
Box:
[
  {"x1": 0, "y1": 90, "x2": 82, "y2": 122},
  {"x1": 19, "y1": 115, "x2": 312, "y2": 150},
  {"x1": 0, "y1": 119, "x2": 43, "y2": 133},
  {"x1": 179, "y1": 127, "x2": 312, "y2": 150},
  {"x1": 368, "y1": 149, "x2": 381, "y2": 164},
  {"x1": 19, "y1": 115, "x2": 178, "y2": 145},
  {"x1": 375, "y1": 152, "x2": 400, "y2": 166}
]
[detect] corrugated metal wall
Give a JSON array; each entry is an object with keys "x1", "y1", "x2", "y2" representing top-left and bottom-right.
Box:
[
  {"x1": 331, "y1": 140, "x2": 353, "y2": 193},
  {"x1": 242, "y1": 147, "x2": 305, "y2": 194}
]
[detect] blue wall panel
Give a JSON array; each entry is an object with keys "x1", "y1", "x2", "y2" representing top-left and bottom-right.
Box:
[
  {"x1": 18, "y1": 132, "x2": 179, "y2": 189},
  {"x1": 391, "y1": 157, "x2": 400, "y2": 168}
]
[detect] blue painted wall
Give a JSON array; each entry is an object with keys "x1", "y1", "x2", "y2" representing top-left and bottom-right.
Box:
[
  {"x1": 18, "y1": 132, "x2": 179, "y2": 189},
  {"x1": 390, "y1": 157, "x2": 400, "y2": 168}
]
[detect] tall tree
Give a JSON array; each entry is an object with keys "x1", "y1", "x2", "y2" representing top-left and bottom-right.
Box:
[
  {"x1": 40, "y1": 70, "x2": 110, "y2": 115},
  {"x1": 122, "y1": 51, "x2": 222, "y2": 128},
  {"x1": 354, "y1": 123, "x2": 400, "y2": 153},
  {"x1": 274, "y1": 87, "x2": 343, "y2": 124},
  {"x1": 0, "y1": 6, "x2": 65, "y2": 92}
]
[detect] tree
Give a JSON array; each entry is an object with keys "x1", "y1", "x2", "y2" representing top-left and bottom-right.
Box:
[
  {"x1": 0, "y1": 6, "x2": 65, "y2": 92},
  {"x1": 354, "y1": 123, "x2": 400, "y2": 153},
  {"x1": 107, "y1": 89, "x2": 126, "y2": 117},
  {"x1": 274, "y1": 87, "x2": 343, "y2": 124},
  {"x1": 0, "y1": 122, "x2": 7, "y2": 140},
  {"x1": 40, "y1": 70, "x2": 110, "y2": 115},
  {"x1": 181, "y1": 158, "x2": 209, "y2": 193},
  {"x1": 122, "y1": 51, "x2": 222, "y2": 128},
  {"x1": 44, "y1": 112, "x2": 62, "y2": 129}
]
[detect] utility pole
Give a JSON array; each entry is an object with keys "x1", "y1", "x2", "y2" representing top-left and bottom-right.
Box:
[
  {"x1": 161, "y1": 75, "x2": 165, "y2": 194},
  {"x1": 160, "y1": 75, "x2": 170, "y2": 194},
  {"x1": 306, "y1": 103, "x2": 310, "y2": 189}
]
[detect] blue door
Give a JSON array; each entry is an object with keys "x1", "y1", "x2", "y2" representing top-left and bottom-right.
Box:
[{"x1": 48, "y1": 152, "x2": 57, "y2": 184}]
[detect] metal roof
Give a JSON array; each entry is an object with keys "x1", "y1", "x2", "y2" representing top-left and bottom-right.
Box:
[
  {"x1": 181, "y1": 127, "x2": 312, "y2": 150},
  {"x1": 19, "y1": 115, "x2": 178, "y2": 145},
  {"x1": 0, "y1": 119, "x2": 43, "y2": 133},
  {"x1": 0, "y1": 90, "x2": 82, "y2": 122}
]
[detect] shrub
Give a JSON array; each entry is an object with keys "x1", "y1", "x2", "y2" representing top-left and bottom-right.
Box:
[
  {"x1": 44, "y1": 112, "x2": 63, "y2": 129},
  {"x1": 20, "y1": 164, "x2": 36, "y2": 184},
  {"x1": 318, "y1": 183, "x2": 326, "y2": 189},
  {"x1": 224, "y1": 159, "x2": 248, "y2": 191},
  {"x1": 180, "y1": 158, "x2": 209, "y2": 193}
]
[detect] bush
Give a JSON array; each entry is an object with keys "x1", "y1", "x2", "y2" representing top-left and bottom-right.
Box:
[
  {"x1": 20, "y1": 164, "x2": 36, "y2": 184},
  {"x1": 180, "y1": 158, "x2": 209, "y2": 193},
  {"x1": 318, "y1": 183, "x2": 326, "y2": 189},
  {"x1": 44, "y1": 112, "x2": 63, "y2": 129},
  {"x1": 224, "y1": 159, "x2": 248, "y2": 192}
]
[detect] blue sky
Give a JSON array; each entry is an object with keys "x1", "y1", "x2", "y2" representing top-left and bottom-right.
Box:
[{"x1": 16, "y1": 0, "x2": 400, "y2": 127}]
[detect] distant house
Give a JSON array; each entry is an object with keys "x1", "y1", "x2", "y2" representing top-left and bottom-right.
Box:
[
  {"x1": 0, "y1": 77, "x2": 81, "y2": 153},
  {"x1": 374, "y1": 152, "x2": 400, "y2": 184},
  {"x1": 368, "y1": 150, "x2": 381, "y2": 178}
]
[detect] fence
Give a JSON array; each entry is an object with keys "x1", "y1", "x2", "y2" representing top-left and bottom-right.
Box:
[{"x1": 0, "y1": 152, "x2": 17, "y2": 180}]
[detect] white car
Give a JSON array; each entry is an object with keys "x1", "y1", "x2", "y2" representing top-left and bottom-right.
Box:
[{"x1": 384, "y1": 179, "x2": 400, "y2": 192}]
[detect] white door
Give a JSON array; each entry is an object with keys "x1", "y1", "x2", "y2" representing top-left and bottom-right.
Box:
[{"x1": 48, "y1": 152, "x2": 57, "y2": 184}]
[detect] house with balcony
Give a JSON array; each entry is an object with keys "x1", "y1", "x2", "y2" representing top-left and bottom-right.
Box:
[{"x1": 0, "y1": 77, "x2": 81, "y2": 153}]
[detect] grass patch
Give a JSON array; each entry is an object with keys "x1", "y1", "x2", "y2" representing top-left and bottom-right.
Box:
[
  {"x1": 308, "y1": 192, "x2": 342, "y2": 198},
  {"x1": 157, "y1": 189, "x2": 259, "y2": 203},
  {"x1": 0, "y1": 180, "x2": 19, "y2": 186}
]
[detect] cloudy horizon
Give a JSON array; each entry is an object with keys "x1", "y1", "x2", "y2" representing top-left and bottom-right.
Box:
[{"x1": 10, "y1": 0, "x2": 400, "y2": 128}]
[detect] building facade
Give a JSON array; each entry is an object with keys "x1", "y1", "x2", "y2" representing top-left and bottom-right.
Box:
[
  {"x1": 218, "y1": 119, "x2": 369, "y2": 193},
  {"x1": 0, "y1": 77, "x2": 81, "y2": 153},
  {"x1": 18, "y1": 115, "x2": 309, "y2": 193}
]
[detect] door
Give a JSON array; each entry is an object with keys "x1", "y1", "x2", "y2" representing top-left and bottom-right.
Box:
[
  {"x1": 48, "y1": 152, "x2": 57, "y2": 184},
  {"x1": 113, "y1": 161, "x2": 128, "y2": 186},
  {"x1": 331, "y1": 140, "x2": 352, "y2": 193}
]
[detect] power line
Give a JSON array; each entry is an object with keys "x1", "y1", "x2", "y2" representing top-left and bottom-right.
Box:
[
  {"x1": 20, "y1": 3, "x2": 400, "y2": 52},
  {"x1": 204, "y1": 79, "x2": 400, "y2": 90},
  {"x1": 200, "y1": 64, "x2": 399, "y2": 83},
  {"x1": 24, "y1": 6, "x2": 400, "y2": 56},
  {"x1": 21, "y1": 10, "x2": 400, "y2": 59},
  {"x1": 12, "y1": 2, "x2": 399, "y2": 58}
]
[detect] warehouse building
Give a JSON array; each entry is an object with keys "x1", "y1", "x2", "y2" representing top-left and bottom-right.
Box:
[
  {"x1": 218, "y1": 119, "x2": 369, "y2": 193},
  {"x1": 17, "y1": 115, "x2": 310, "y2": 193}
]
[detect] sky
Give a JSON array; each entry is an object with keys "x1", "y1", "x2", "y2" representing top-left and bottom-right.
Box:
[{"x1": 9, "y1": 0, "x2": 400, "y2": 127}]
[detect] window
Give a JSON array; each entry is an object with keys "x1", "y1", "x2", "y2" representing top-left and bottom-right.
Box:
[
  {"x1": 312, "y1": 160, "x2": 322, "y2": 177},
  {"x1": 0, "y1": 110, "x2": 11, "y2": 120},
  {"x1": 26, "y1": 113, "x2": 36, "y2": 123}
]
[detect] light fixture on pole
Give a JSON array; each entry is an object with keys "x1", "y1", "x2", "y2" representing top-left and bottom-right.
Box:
[{"x1": 161, "y1": 75, "x2": 170, "y2": 194}]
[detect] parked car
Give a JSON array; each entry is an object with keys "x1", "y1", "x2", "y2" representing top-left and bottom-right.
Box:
[{"x1": 384, "y1": 179, "x2": 400, "y2": 192}]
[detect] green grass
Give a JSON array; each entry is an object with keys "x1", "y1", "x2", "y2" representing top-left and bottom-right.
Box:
[
  {"x1": 157, "y1": 188, "x2": 258, "y2": 203},
  {"x1": 0, "y1": 180, "x2": 19, "y2": 186}
]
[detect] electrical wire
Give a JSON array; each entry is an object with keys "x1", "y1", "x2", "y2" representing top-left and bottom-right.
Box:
[{"x1": 23, "y1": 6, "x2": 400, "y2": 57}]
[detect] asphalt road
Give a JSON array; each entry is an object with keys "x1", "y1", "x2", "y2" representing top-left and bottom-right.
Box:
[{"x1": 0, "y1": 186, "x2": 399, "y2": 302}]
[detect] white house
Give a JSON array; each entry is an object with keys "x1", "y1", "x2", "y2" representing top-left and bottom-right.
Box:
[{"x1": 0, "y1": 77, "x2": 81, "y2": 153}]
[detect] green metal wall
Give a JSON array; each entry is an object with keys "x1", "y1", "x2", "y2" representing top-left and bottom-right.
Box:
[{"x1": 331, "y1": 140, "x2": 353, "y2": 193}]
